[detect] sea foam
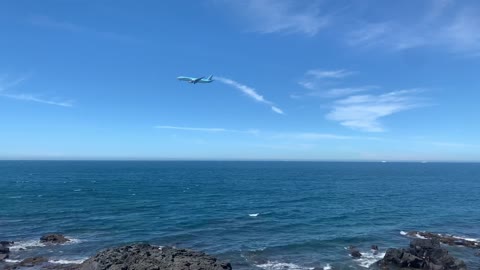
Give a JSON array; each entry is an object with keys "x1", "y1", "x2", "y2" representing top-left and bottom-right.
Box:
[
  {"x1": 9, "y1": 240, "x2": 46, "y2": 251},
  {"x1": 9, "y1": 237, "x2": 81, "y2": 251},
  {"x1": 256, "y1": 261, "x2": 314, "y2": 270},
  {"x1": 356, "y1": 251, "x2": 385, "y2": 268},
  {"x1": 49, "y1": 258, "x2": 88, "y2": 264}
]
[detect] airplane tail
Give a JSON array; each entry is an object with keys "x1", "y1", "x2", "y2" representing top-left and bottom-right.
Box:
[{"x1": 207, "y1": 75, "x2": 213, "y2": 80}]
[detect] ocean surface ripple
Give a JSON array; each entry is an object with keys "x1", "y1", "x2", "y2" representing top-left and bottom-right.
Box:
[{"x1": 1, "y1": 161, "x2": 479, "y2": 269}]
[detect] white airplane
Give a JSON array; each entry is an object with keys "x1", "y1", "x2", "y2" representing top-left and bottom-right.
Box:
[{"x1": 177, "y1": 75, "x2": 214, "y2": 84}]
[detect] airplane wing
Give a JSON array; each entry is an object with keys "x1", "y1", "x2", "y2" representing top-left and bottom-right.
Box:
[{"x1": 192, "y1": 76, "x2": 204, "y2": 83}]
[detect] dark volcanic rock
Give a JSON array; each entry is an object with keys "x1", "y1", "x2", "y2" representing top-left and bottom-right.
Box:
[
  {"x1": 378, "y1": 239, "x2": 466, "y2": 270},
  {"x1": 347, "y1": 245, "x2": 361, "y2": 258},
  {"x1": 40, "y1": 234, "x2": 70, "y2": 244},
  {"x1": 410, "y1": 238, "x2": 441, "y2": 251},
  {"x1": 0, "y1": 246, "x2": 9, "y2": 254},
  {"x1": 43, "y1": 264, "x2": 81, "y2": 270},
  {"x1": 350, "y1": 249, "x2": 362, "y2": 258},
  {"x1": 79, "y1": 244, "x2": 232, "y2": 270},
  {"x1": 406, "y1": 231, "x2": 479, "y2": 249},
  {"x1": 18, "y1": 256, "x2": 49, "y2": 267},
  {"x1": 0, "y1": 253, "x2": 8, "y2": 261},
  {"x1": 371, "y1": 245, "x2": 379, "y2": 251},
  {"x1": 0, "y1": 241, "x2": 14, "y2": 247}
]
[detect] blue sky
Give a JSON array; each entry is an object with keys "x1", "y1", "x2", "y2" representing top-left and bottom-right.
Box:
[{"x1": 1, "y1": 0, "x2": 480, "y2": 161}]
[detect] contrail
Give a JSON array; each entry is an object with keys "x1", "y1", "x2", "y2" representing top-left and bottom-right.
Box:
[{"x1": 216, "y1": 77, "x2": 284, "y2": 115}]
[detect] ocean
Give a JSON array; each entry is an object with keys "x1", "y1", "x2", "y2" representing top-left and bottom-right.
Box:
[{"x1": 1, "y1": 161, "x2": 479, "y2": 269}]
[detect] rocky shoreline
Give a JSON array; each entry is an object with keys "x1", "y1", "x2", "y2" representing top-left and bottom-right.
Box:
[{"x1": 1, "y1": 231, "x2": 478, "y2": 269}]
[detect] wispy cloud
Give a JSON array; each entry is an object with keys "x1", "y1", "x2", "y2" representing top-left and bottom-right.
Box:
[
  {"x1": 326, "y1": 89, "x2": 425, "y2": 132},
  {"x1": 0, "y1": 75, "x2": 73, "y2": 107},
  {"x1": 1, "y1": 93, "x2": 72, "y2": 107},
  {"x1": 155, "y1": 125, "x2": 232, "y2": 132},
  {"x1": 272, "y1": 132, "x2": 381, "y2": 141},
  {"x1": 216, "y1": 77, "x2": 284, "y2": 114},
  {"x1": 430, "y1": 141, "x2": 480, "y2": 148},
  {"x1": 275, "y1": 132, "x2": 353, "y2": 140},
  {"x1": 155, "y1": 125, "x2": 259, "y2": 134},
  {"x1": 306, "y1": 69, "x2": 354, "y2": 79},
  {"x1": 348, "y1": 1, "x2": 480, "y2": 55},
  {"x1": 30, "y1": 15, "x2": 136, "y2": 42},
  {"x1": 219, "y1": 0, "x2": 329, "y2": 36},
  {"x1": 296, "y1": 68, "x2": 364, "y2": 97},
  {"x1": 299, "y1": 69, "x2": 355, "y2": 91},
  {"x1": 306, "y1": 86, "x2": 377, "y2": 98},
  {"x1": 155, "y1": 125, "x2": 382, "y2": 142},
  {"x1": 0, "y1": 75, "x2": 29, "y2": 91}
]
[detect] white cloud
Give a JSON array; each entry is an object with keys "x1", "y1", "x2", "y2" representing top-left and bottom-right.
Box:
[
  {"x1": 307, "y1": 86, "x2": 376, "y2": 98},
  {"x1": 306, "y1": 69, "x2": 354, "y2": 79},
  {"x1": 271, "y1": 106, "x2": 284, "y2": 114},
  {"x1": 0, "y1": 75, "x2": 73, "y2": 107},
  {"x1": 216, "y1": 77, "x2": 284, "y2": 114},
  {"x1": 281, "y1": 132, "x2": 353, "y2": 140},
  {"x1": 297, "y1": 69, "x2": 365, "y2": 97},
  {"x1": 155, "y1": 126, "x2": 231, "y2": 132},
  {"x1": 271, "y1": 131, "x2": 381, "y2": 141},
  {"x1": 154, "y1": 125, "x2": 260, "y2": 135},
  {"x1": 155, "y1": 126, "x2": 380, "y2": 142},
  {"x1": 348, "y1": 1, "x2": 480, "y2": 55},
  {"x1": 30, "y1": 15, "x2": 136, "y2": 42},
  {"x1": 326, "y1": 89, "x2": 424, "y2": 132},
  {"x1": 220, "y1": 0, "x2": 329, "y2": 36},
  {"x1": 0, "y1": 75, "x2": 29, "y2": 92},
  {"x1": 430, "y1": 141, "x2": 480, "y2": 148},
  {"x1": 1, "y1": 93, "x2": 72, "y2": 107}
]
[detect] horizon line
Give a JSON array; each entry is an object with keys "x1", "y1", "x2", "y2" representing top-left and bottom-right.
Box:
[{"x1": 0, "y1": 158, "x2": 479, "y2": 163}]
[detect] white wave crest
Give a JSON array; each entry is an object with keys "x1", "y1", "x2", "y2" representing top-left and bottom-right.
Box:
[
  {"x1": 249, "y1": 213, "x2": 259, "y2": 217},
  {"x1": 399, "y1": 231, "x2": 427, "y2": 239},
  {"x1": 4, "y1": 259, "x2": 21, "y2": 263},
  {"x1": 356, "y1": 251, "x2": 385, "y2": 268},
  {"x1": 65, "y1": 237, "x2": 82, "y2": 244},
  {"x1": 323, "y1": 263, "x2": 332, "y2": 270},
  {"x1": 415, "y1": 233, "x2": 427, "y2": 239},
  {"x1": 453, "y1": 235, "x2": 479, "y2": 242},
  {"x1": 9, "y1": 237, "x2": 81, "y2": 251},
  {"x1": 9, "y1": 240, "x2": 46, "y2": 251},
  {"x1": 49, "y1": 258, "x2": 87, "y2": 264},
  {"x1": 256, "y1": 261, "x2": 314, "y2": 270}
]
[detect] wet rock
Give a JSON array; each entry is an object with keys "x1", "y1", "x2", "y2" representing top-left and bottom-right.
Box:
[
  {"x1": 347, "y1": 245, "x2": 361, "y2": 258},
  {"x1": 0, "y1": 246, "x2": 9, "y2": 254},
  {"x1": 79, "y1": 243, "x2": 232, "y2": 270},
  {"x1": 410, "y1": 238, "x2": 441, "y2": 250},
  {"x1": 40, "y1": 234, "x2": 70, "y2": 244},
  {"x1": 406, "y1": 231, "x2": 479, "y2": 249},
  {"x1": 43, "y1": 264, "x2": 81, "y2": 270},
  {"x1": 0, "y1": 241, "x2": 14, "y2": 247},
  {"x1": 350, "y1": 249, "x2": 362, "y2": 258},
  {"x1": 371, "y1": 245, "x2": 379, "y2": 251},
  {"x1": 377, "y1": 239, "x2": 466, "y2": 270},
  {"x1": 0, "y1": 253, "x2": 8, "y2": 261},
  {"x1": 18, "y1": 256, "x2": 49, "y2": 267}
]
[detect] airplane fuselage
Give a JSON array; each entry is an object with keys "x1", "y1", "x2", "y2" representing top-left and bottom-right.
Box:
[{"x1": 177, "y1": 76, "x2": 214, "y2": 84}]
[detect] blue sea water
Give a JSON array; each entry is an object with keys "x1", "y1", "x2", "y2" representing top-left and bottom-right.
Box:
[{"x1": 1, "y1": 161, "x2": 479, "y2": 269}]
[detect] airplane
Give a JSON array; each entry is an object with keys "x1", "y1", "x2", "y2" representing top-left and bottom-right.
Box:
[{"x1": 177, "y1": 75, "x2": 214, "y2": 84}]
